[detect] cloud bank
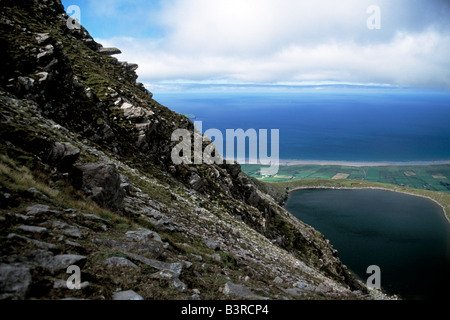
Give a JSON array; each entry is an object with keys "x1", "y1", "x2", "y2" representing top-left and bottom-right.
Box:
[{"x1": 85, "y1": 0, "x2": 450, "y2": 90}]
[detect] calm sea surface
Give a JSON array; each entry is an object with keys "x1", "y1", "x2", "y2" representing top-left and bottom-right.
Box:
[
  {"x1": 285, "y1": 189, "x2": 450, "y2": 300},
  {"x1": 156, "y1": 90, "x2": 450, "y2": 162}
]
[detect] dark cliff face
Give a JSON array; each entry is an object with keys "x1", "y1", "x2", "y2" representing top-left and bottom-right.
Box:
[{"x1": 0, "y1": 0, "x2": 369, "y2": 300}]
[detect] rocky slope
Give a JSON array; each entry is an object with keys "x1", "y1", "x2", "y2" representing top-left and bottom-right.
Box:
[{"x1": 0, "y1": 0, "x2": 375, "y2": 300}]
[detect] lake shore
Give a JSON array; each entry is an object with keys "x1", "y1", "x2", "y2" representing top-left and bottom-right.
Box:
[
  {"x1": 284, "y1": 187, "x2": 450, "y2": 300},
  {"x1": 278, "y1": 160, "x2": 450, "y2": 167},
  {"x1": 287, "y1": 185, "x2": 450, "y2": 225}
]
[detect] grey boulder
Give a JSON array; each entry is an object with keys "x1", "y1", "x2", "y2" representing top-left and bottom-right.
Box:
[
  {"x1": 112, "y1": 290, "x2": 143, "y2": 300},
  {"x1": 73, "y1": 162, "x2": 124, "y2": 212}
]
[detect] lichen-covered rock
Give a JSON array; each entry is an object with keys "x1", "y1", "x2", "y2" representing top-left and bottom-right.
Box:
[
  {"x1": 25, "y1": 204, "x2": 52, "y2": 216},
  {"x1": 126, "y1": 228, "x2": 163, "y2": 245},
  {"x1": 41, "y1": 220, "x2": 83, "y2": 238},
  {"x1": 112, "y1": 290, "x2": 143, "y2": 300},
  {"x1": 46, "y1": 142, "x2": 80, "y2": 172},
  {"x1": 52, "y1": 254, "x2": 87, "y2": 272},
  {"x1": 223, "y1": 282, "x2": 265, "y2": 300},
  {"x1": 93, "y1": 237, "x2": 166, "y2": 259},
  {"x1": 0, "y1": 264, "x2": 32, "y2": 300},
  {"x1": 7, "y1": 234, "x2": 58, "y2": 251},
  {"x1": 72, "y1": 163, "x2": 124, "y2": 212},
  {"x1": 104, "y1": 257, "x2": 140, "y2": 270},
  {"x1": 151, "y1": 270, "x2": 187, "y2": 293},
  {"x1": 0, "y1": 0, "x2": 371, "y2": 302},
  {"x1": 17, "y1": 225, "x2": 48, "y2": 234},
  {"x1": 120, "y1": 102, "x2": 154, "y2": 121},
  {"x1": 97, "y1": 47, "x2": 122, "y2": 56}
]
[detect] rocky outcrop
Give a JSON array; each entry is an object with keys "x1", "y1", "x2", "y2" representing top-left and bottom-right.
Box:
[
  {"x1": 46, "y1": 142, "x2": 80, "y2": 172},
  {"x1": 104, "y1": 257, "x2": 140, "y2": 270},
  {"x1": 97, "y1": 47, "x2": 122, "y2": 56},
  {"x1": 0, "y1": 264, "x2": 32, "y2": 300},
  {"x1": 112, "y1": 290, "x2": 143, "y2": 300},
  {"x1": 223, "y1": 282, "x2": 265, "y2": 300},
  {"x1": 71, "y1": 163, "x2": 124, "y2": 212}
]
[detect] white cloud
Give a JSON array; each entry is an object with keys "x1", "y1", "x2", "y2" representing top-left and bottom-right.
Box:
[
  {"x1": 158, "y1": 0, "x2": 371, "y2": 55},
  {"x1": 96, "y1": 0, "x2": 450, "y2": 89}
]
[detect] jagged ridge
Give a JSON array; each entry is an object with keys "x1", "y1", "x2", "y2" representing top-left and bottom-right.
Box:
[{"x1": 0, "y1": 0, "x2": 380, "y2": 300}]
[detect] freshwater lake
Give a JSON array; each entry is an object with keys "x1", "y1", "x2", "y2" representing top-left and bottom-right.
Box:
[{"x1": 285, "y1": 188, "x2": 450, "y2": 300}]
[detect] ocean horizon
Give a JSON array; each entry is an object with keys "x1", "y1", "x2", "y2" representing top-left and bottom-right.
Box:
[{"x1": 155, "y1": 87, "x2": 450, "y2": 164}]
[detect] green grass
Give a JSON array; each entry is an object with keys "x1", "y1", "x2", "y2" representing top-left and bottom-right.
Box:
[
  {"x1": 0, "y1": 154, "x2": 135, "y2": 229},
  {"x1": 242, "y1": 164, "x2": 450, "y2": 193}
]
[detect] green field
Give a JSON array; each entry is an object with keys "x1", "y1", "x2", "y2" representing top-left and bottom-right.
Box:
[{"x1": 241, "y1": 164, "x2": 450, "y2": 193}]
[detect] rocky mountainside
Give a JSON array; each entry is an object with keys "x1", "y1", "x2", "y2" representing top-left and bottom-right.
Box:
[{"x1": 0, "y1": 0, "x2": 377, "y2": 300}]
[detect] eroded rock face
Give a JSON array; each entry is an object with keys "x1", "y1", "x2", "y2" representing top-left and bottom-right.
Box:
[
  {"x1": 72, "y1": 163, "x2": 124, "y2": 212},
  {"x1": 224, "y1": 282, "x2": 265, "y2": 300},
  {"x1": 120, "y1": 102, "x2": 154, "y2": 121},
  {"x1": 112, "y1": 290, "x2": 143, "y2": 300},
  {"x1": 0, "y1": 264, "x2": 32, "y2": 300},
  {"x1": 104, "y1": 257, "x2": 140, "y2": 270},
  {"x1": 97, "y1": 47, "x2": 122, "y2": 56},
  {"x1": 46, "y1": 142, "x2": 80, "y2": 172}
]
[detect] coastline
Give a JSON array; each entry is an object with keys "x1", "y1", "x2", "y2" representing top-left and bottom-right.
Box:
[
  {"x1": 287, "y1": 185, "x2": 450, "y2": 225},
  {"x1": 278, "y1": 159, "x2": 450, "y2": 167}
]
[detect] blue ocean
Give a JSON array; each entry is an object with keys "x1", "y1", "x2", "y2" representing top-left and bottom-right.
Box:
[{"x1": 155, "y1": 88, "x2": 450, "y2": 162}]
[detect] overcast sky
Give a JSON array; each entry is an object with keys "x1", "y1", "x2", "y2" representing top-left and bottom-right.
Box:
[{"x1": 62, "y1": 0, "x2": 450, "y2": 91}]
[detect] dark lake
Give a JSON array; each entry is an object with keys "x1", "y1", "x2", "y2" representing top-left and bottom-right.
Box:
[{"x1": 285, "y1": 188, "x2": 450, "y2": 300}]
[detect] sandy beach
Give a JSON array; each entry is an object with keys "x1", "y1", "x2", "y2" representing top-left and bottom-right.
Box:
[{"x1": 278, "y1": 160, "x2": 450, "y2": 167}]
